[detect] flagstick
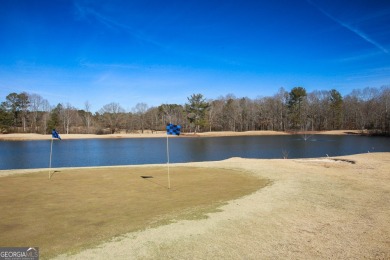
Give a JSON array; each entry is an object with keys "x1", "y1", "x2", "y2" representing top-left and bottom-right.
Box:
[
  {"x1": 49, "y1": 137, "x2": 53, "y2": 179},
  {"x1": 166, "y1": 133, "x2": 171, "y2": 189}
]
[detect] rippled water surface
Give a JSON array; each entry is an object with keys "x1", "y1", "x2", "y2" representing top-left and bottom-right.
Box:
[{"x1": 1, "y1": 135, "x2": 389, "y2": 170}]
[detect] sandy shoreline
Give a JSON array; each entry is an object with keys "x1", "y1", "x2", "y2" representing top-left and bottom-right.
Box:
[{"x1": 0, "y1": 130, "x2": 362, "y2": 141}]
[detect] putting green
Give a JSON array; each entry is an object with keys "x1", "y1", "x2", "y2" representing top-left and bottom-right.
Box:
[{"x1": 0, "y1": 166, "x2": 268, "y2": 258}]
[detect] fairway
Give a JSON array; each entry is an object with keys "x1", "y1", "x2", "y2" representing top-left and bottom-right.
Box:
[{"x1": 0, "y1": 166, "x2": 267, "y2": 258}]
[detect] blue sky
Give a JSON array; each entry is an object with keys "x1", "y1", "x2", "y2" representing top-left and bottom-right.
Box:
[{"x1": 1, "y1": 0, "x2": 389, "y2": 111}]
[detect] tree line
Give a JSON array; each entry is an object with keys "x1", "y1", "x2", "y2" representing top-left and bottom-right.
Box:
[{"x1": 1, "y1": 85, "x2": 389, "y2": 135}]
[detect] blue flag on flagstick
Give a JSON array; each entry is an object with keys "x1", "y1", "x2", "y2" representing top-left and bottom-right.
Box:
[
  {"x1": 166, "y1": 124, "x2": 181, "y2": 135},
  {"x1": 52, "y1": 129, "x2": 61, "y2": 140}
]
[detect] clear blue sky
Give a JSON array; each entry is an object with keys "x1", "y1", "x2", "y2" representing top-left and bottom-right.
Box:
[{"x1": 1, "y1": 0, "x2": 389, "y2": 111}]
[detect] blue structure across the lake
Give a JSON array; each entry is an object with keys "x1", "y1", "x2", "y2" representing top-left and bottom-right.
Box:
[{"x1": 1, "y1": 135, "x2": 389, "y2": 170}]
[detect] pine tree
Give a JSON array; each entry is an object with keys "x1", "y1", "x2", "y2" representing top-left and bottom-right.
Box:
[
  {"x1": 185, "y1": 94, "x2": 210, "y2": 132},
  {"x1": 287, "y1": 87, "x2": 307, "y2": 129}
]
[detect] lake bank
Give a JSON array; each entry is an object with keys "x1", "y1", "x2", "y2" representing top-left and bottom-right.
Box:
[{"x1": 0, "y1": 130, "x2": 362, "y2": 141}]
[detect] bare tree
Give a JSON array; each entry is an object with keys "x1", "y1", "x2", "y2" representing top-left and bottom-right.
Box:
[
  {"x1": 63, "y1": 103, "x2": 77, "y2": 134},
  {"x1": 145, "y1": 107, "x2": 160, "y2": 133},
  {"x1": 28, "y1": 93, "x2": 44, "y2": 133},
  {"x1": 273, "y1": 88, "x2": 289, "y2": 131},
  {"x1": 133, "y1": 102, "x2": 149, "y2": 133},
  {"x1": 83, "y1": 101, "x2": 93, "y2": 134},
  {"x1": 2, "y1": 85, "x2": 389, "y2": 135},
  {"x1": 159, "y1": 104, "x2": 185, "y2": 127},
  {"x1": 98, "y1": 102, "x2": 125, "y2": 134},
  {"x1": 40, "y1": 99, "x2": 51, "y2": 134},
  {"x1": 206, "y1": 99, "x2": 218, "y2": 131},
  {"x1": 379, "y1": 85, "x2": 390, "y2": 133},
  {"x1": 307, "y1": 90, "x2": 330, "y2": 131},
  {"x1": 18, "y1": 92, "x2": 29, "y2": 132},
  {"x1": 209, "y1": 99, "x2": 225, "y2": 131},
  {"x1": 221, "y1": 95, "x2": 239, "y2": 131}
]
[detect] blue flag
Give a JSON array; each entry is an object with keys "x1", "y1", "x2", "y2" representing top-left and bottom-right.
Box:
[
  {"x1": 166, "y1": 124, "x2": 181, "y2": 135},
  {"x1": 52, "y1": 129, "x2": 61, "y2": 140}
]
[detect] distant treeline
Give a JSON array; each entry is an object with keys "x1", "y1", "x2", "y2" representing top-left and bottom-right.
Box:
[{"x1": 1, "y1": 85, "x2": 389, "y2": 135}]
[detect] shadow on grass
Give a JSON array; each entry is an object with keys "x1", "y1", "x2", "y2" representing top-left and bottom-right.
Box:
[
  {"x1": 140, "y1": 175, "x2": 170, "y2": 189},
  {"x1": 49, "y1": 170, "x2": 61, "y2": 179}
]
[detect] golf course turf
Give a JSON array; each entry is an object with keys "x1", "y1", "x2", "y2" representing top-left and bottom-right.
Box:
[{"x1": 0, "y1": 166, "x2": 268, "y2": 258}]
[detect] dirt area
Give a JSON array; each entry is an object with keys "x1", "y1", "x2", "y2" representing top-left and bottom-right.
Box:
[{"x1": 48, "y1": 152, "x2": 389, "y2": 259}]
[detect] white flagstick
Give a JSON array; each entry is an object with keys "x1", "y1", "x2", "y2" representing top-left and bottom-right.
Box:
[
  {"x1": 166, "y1": 131, "x2": 171, "y2": 189},
  {"x1": 49, "y1": 137, "x2": 53, "y2": 179}
]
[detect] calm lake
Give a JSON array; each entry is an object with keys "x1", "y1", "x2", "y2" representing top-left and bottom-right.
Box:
[{"x1": 1, "y1": 135, "x2": 389, "y2": 170}]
